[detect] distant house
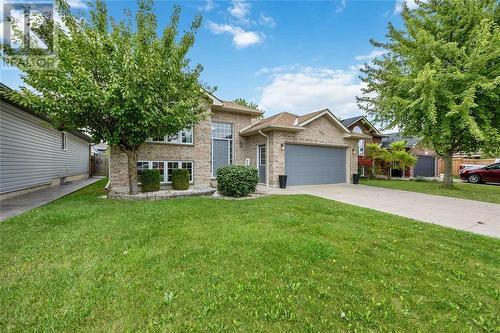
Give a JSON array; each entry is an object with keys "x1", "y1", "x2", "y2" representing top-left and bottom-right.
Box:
[
  {"x1": 381, "y1": 132, "x2": 437, "y2": 178},
  {"x1": 341, "y1": 116, "x2": 387, "y2": 176},
  {"x1": 91, "y1": 142, "x2": 108, "y2": 155},
  {"x1": 0, "y1": 83, "x2": 92, "y2": 199}
]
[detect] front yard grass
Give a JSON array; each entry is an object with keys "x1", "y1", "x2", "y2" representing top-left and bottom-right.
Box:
[
  {"x1": 361, "y1": 178, "x2": 500, "y2": 204},
  {"x1": 1, "y1": 179, "x2": 498, "y2": 332}
]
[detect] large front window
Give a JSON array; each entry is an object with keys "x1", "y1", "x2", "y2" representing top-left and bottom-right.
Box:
[
  {"x1": 211, "y1": 122, "x2": 233, "y2": 176},
  {"x1": 148, "y1": 127, "x2": 193, "y2": 144},
  {"x1": 137, "y1": 161, "x2": 193, "y2": 183}
]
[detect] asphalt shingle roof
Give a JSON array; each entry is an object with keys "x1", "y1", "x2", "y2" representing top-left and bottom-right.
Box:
[
  {"x1": 381, "y1": 132, "x2": 421, "y2": 148},
  {"x1": 340, "y1": 116, "x2": 363, "y2": 128}
]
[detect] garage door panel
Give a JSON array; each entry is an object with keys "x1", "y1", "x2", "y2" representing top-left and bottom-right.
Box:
[
  {"x1": 414, "y1": 156, "x2": 435, "y2": 177},
  {"x1": 285, "y1": 144, "x2": 346, "y2": 186}
]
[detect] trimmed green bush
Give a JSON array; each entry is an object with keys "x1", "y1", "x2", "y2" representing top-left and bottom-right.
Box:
[
  {"x1": 172, "y1": 169, "x2": 190, "y2": 190},
  {"x1": 217, "y1": 165, "x2": 259, "y2": 197},
  {"x1": 139, "y1": 169, "x2": 160, "y2": 192}
]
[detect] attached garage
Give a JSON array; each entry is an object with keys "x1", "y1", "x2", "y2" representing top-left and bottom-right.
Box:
[
  {"x1": 285, "y1": 144, "x2": 347, "y2": 186},
  {"x1": 414, "y1": 156, "x2": 436, "y2": 177}
]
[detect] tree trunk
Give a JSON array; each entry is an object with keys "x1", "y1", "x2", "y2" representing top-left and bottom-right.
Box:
[
  {"x1": 442, "y1": 151, "x2": 454, "y2": 187},
  {"x1": 125, "y1": 149, "x2": 139, "y2": 195}
]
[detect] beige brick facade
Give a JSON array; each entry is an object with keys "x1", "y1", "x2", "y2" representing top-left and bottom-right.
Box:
[
  {"x1": 265, "y1": 117, "x2": 358, "y2": 185},
  {"x1": 109, "y1": 107, "x2": 359, "y2": 193}
]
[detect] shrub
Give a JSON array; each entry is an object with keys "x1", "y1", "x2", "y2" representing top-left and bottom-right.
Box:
[
  {"x1": 413, "y1": 176, "x2": 428, "y2": 182},
  {"x1": 172, "y1": 169, "x2": 190, "y2": 190},
  {"x1": 216, "y1": 165, "x2": 259, "y2": 197},
  {"x1": 139, "y1": 169, "x2": 160, "y2": 192}
]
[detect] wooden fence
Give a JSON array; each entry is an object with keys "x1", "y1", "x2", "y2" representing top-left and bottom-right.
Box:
[
  {"x1": 90, "y1": 154, "x2": 109, "y2": 177},
  {"x1": 437, "y1": 158, "x2": 496, "y2": 176}
]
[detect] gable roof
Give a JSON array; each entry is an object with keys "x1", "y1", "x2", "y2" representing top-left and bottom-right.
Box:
[
  {"x1": 240, "y1": 109, "x2": 366, "y2": 137},
  {"x1": 0, "y1": 83, "x2": 92, "y2": 143},
  {"x1": 341, "y1": 115, "x2": 386, "y2": 137},
  {"x1": 205, "y1": 91, "x2": 263, "y2": 116},
  {"x1": 381, "y1": 132, "x2": 421, "y2": 148},
  {"x1": 216, "y1": 100, "x2": 263, "y2": 115},
  {"x1": 239, "y1": 112, "x2": 303, "y2": 135},
  {"x1": 341, "y1": 116, "x2": 363, "y2": 128}
]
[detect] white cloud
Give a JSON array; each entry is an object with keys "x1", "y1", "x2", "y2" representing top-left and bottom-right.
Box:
[
  {"x1": 199, "y1": 0, "x2": 215, "y2": 12},
  {"x1": 208, "y1": 22, "x2": 263, "y2": 48},
  {"x1": 259, "y1": 13, "x2": 276, "y2": 28},
  {"x1": 67, "y1": 0, "x2": 88, "y2": 9},
  {"x1": 258, "y1": 66, "x2": 365, "y2": 118},
  {"x1": 228, "y1": 0, "x2": 250, "y2": 22},
  {"x1": 336, "y1": 0, "x2": 347, "y2": 13},
  {"x1": 394, "y1": 0, "x2": 420, "y2": 14},
  {"x1": 355, "y1": 50, "x2": 385, "y2": 62}
]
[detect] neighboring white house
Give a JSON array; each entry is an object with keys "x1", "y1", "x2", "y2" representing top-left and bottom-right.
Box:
[{"x1": 0, "y1": 83, "x2": 92, "y2": 199}]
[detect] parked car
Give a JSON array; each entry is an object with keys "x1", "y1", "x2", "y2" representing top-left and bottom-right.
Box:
[
  {"x1": 459, "y1": 164, "x2": 485, "y2": 171},
  {"x1": 460, "y1": 163, "x2": 500, "y2": 184}
]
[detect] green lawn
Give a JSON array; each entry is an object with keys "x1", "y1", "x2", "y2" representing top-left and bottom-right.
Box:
[
  {"x1": 361, "y1": 178, "x2": 500, "y2": 204},
  {"x1": 1, "y1": 180, "x2": 498, "y2": 332}
]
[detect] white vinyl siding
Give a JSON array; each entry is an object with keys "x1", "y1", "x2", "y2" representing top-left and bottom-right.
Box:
[{"x1": 0, "y1": 100, "x2": 90, "y2": 194}]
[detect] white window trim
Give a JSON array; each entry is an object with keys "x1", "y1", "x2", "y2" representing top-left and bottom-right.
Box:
[
  {"x1": 61, "y1": 131, "x2": 67, "y2": 150},
  {"x1": 352, "y1": 126, "x2": 363, "y2": 134},
  {"x1": 147, "y1": 127, "x2": 194, "y2": 145},
  {"x1": 137, "y1": 160, "x2": 194, "y2": 184}
]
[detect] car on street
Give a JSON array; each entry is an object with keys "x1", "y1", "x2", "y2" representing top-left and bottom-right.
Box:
[{"x1": 460, "y1": 163, "x2": 500, "y2": 184}]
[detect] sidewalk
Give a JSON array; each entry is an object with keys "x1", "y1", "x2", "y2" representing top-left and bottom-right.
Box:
[{"x1": 0, "y1": 177, "x2": 103, "y2": 221}]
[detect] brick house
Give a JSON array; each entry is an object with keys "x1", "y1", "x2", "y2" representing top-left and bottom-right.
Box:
[
  {"x1": 341, "y1": 116, "x2": 386, "y2": 176},
  {"x1": 340, "y1": 116, "x2": 438, "y2": 178},
  {"x1": 109, "y1": 93, "x2": 370, "y2": 193},
  {"x1": 381, "y1": 133, "x2": 438, "y2": 178}
]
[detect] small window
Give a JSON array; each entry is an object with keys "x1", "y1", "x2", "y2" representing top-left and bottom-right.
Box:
[
  {"x1": 168, "y1": 127, "x2": 193, "y2": 144},
  {"x1": 167, "y1": 162, "x2": 179, "y2": 182},
  {"x1": 137, "y1": 161, "x2": 150, "y2": 176},
  {"x1": 353, "y1": 126, "x2": 363, "y2": 134},
  {"x1": 260, "y1": 146, "x2": 266, "y2": 166},
  {"x1": 152, "y1": 161, "x2": 165, "y2": 183},
  {"x1": 61, "y1": 132, "x2": 67, "y2": 150},
  {"x1": 181, "y1": 162, "x2": 193, "y2": 182},
  {"x1": 358, "y1": 139, "x2": 365, "y2": 155},
  {"x1": 147, "y1": 127, "x2": 193, "y2": 144},
  {"x1": 212, "y1": 122, "x2": 233, "y2": 140}
]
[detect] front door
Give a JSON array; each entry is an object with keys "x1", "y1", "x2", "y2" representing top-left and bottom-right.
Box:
[
  {"x1": 213, "y1": 139, "x2": 229, "y2": 176},
  {"x1": 258, "y1": 145, "x2": 266, "y2": 183}
]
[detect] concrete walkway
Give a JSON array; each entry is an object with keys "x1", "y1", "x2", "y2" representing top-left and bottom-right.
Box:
[
  {"x1": 261, "y1": 184, "x2": 500, "y2": 238},
  {"x1": 0, "y1": 177, "x2": 103, "y2": 221}
]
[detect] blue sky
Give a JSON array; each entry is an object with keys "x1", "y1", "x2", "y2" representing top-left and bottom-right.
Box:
[{"x1": 1, "y1": 0, "x2": 413, "y2": 118}]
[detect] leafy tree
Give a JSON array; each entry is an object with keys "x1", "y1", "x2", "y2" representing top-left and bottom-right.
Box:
[
  {"x1": 366, "y1": 143, "x2": 386, "y2": 177},
  {"x1": 390, "y1": 141, "x2": 417, "y2": 178},
  {"x1": 233, "y1": 98, "x2": 260, "y2": 111},
  {"x1": 1, "y1": 0, "x2": 208, "y2": 194},
  {"x1": 366, "y1": 141, "x2": 416, "y2": 179},
  {"x1": 357, "y1": 0, "x2": 499, "y2": 187}
]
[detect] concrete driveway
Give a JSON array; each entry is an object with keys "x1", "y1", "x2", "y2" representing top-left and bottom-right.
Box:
[
  {"x1": 261, "y1": 184, "x2": 500, "y2": 238},
  {"x1": 0, "y1": 177, "x2": 102, "y2": 221}
]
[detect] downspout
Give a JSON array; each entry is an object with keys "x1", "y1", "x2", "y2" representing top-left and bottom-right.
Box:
[{"x1": 258, "y1": 130, "x2": 269, "y2": 187}]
